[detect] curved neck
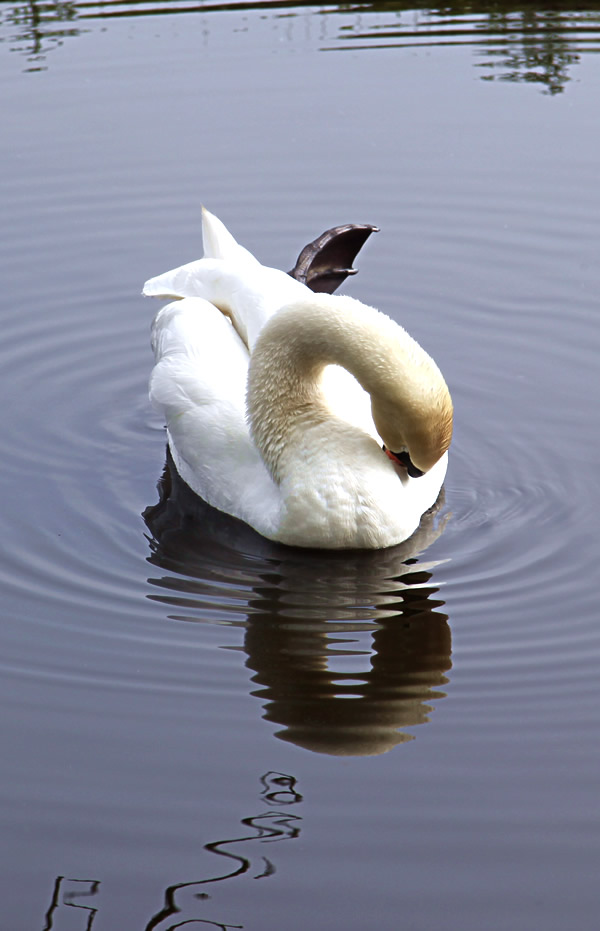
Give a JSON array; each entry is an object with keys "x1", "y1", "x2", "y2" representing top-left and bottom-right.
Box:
[{"x1": 246, "y1": 294, "x2": 451, "y2": 480}]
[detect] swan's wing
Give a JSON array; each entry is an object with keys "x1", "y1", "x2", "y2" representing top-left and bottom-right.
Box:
[
  {"x1": 149, "y1": 298, "x2": 277, "y2": 526},
  {"x1": 144, "y1": 257, "x2": 230, "y2": 302},
  {"x1": 145, "y1": 211, "x2": 382, "y2": 444},
  {"x1": 145, "y1": 218, "x2": 380, "y2": 440},
  {"x1": 150, "y1": 297, "x2": 249, "y2": 437},
  {"x1": 288, "y1": 224, "x2": 378, "y2": 294},
  {"x1": 144, "y1": 257, "x2": 309, "y2": 350}
]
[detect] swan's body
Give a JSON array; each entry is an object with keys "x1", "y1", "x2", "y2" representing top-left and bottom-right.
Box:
[{"x1": 144, "y1": 209, "x2": 452, "y2": 549}]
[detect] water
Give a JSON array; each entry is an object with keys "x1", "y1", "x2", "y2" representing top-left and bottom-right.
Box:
[{"x1": 1, "y1": 3, "x2": 600, "y2": 929}]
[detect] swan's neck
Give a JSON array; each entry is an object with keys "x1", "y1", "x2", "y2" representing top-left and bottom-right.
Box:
[{"x1": 247, "y1": 294, "x2": 452, "y2": 482}]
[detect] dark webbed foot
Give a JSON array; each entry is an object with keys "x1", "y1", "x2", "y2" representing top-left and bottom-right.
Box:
[{"x1": 288, "y1": 224, "x2": 378, "y2": 294}]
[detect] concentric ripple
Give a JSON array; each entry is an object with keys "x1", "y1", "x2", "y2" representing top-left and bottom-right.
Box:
[
  {"x1": 1, "y1": 1, "x2": 599, "y2": 757},
  {"x1": 2, "y1": 173, "x2": 599, "y2": 749}
]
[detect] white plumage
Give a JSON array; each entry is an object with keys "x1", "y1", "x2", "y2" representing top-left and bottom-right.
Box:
[{"x1": 144, "y1": 209, "x2": 452, "y2": 549}]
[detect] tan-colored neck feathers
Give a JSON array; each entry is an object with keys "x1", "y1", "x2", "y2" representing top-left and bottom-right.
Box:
[{"x1": 247, "y1": 294, "x2": 453, "y2": 479}]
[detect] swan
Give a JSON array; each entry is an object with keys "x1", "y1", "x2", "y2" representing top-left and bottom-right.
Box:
[{"x1": 143, "y1": 208, "x2": 453, "y2": 549}]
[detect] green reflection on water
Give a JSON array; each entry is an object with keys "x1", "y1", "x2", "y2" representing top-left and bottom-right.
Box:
[{"x1": 1, "y1": 0, "x2": 600, "y2": 92}]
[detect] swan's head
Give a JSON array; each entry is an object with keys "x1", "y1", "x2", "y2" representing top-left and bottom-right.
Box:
[{"x1": 370, "y1": 361, "x2": 453, "y2": 476}]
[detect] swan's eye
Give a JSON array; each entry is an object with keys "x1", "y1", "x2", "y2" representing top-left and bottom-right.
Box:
[{"x1": 383, "y1": 446, "x2": 425, "y2": 478}]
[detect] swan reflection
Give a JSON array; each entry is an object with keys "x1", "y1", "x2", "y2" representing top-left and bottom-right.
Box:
[{"x1": 144, "y1": 454, "x2": 452, "y2": 756}]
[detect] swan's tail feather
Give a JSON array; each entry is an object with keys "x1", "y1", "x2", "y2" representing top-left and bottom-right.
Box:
[
  {"x1": 201, "y1": 206, "x2": 258, "y2": 264},
  {"x1": 142, "y1": 207, "x2": 257, "y2": 300}
]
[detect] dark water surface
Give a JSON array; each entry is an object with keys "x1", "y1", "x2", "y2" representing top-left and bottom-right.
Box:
[{"x1": 1, "y1": 2, "x2": 600, "y2": 929}]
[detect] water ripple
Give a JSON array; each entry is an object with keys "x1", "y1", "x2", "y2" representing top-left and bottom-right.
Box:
[{"x1": 1, "y1": 93, "x2": 598, "y2": 752}]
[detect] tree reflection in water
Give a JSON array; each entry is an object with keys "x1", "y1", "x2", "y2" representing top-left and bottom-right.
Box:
[
  {"x1": 475, "y1": 8, "x2": 585, "y2": 94},
  {"x1": 43, "y1": 877, "x2": 100, "y2": 930},
  {"x1": 144, "y1": 771, "x2": 302, "y2": 930},
  {"x1": 42, "y1": 774, "x2": 303, "y2": 930},
  {"x1": 2, "y1": 1, "x2": 599, "y2": 93}
]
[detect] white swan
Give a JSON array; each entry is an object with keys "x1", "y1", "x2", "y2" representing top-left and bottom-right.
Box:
[{"x1": 143, "y1": 209, "x2": 453, "y2": 549}]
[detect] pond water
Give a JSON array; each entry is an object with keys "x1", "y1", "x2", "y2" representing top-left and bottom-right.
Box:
[{"x1": 1, "y1": 2, "x2": 600, "y2": 929}]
